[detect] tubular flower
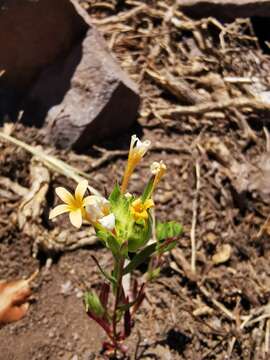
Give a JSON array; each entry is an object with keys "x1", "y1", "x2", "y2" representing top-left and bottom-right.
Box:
[
  {"x1": 49, "y1": 180, "x2": 93, "y2": 228},
  {"x1": 130, "y1": 198, "x2": 154, "y2": 221},
  {"x1": 85, "y1": 195, "x2": 110, "y2": 221},
  {"x1": 121, "y1": 135, "x2": 151, "y2": 193},
  {"x1": 150, "y1": 160, "x2": 167, "y2": 192},
  {"x1": 85, "y1": 196, "x2": 115, "y2": 231}
]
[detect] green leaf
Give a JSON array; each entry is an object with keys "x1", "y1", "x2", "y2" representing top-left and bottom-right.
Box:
[
  {"x1": 156, "y1": 221, "x2": 183, "y2": 241},
  {"x1": 84, "y1": 291, "x2": 105, "y2": 318},
  {"x1": 141, "y1": 177, "x2": 154, "y2": 202},
  {"x1": 91, "y1": 255, "x2": 117, "y2": 285},
  {"x1": 109, "y1": 183, "x2": 121, "y2": 205},
  {"x1": 127, "y1": 217, "x2": 152, "y2": 252},
  {"x1": 157, "y1": 240, "x2": 178, "y2": 255},
  {"x1": 123, "y1": 242, "x2": 157, "y2": 275},
  {"x1": 96, "y1": 228, "x2": 120, "y2": 257}
]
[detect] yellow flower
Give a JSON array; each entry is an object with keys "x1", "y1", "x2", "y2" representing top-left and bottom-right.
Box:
[
  {"x1": 130, "y1": 198, "x2": 154, "y2": 221},
  {"x1": 150, "y1": 160, "x2": 166, "y2": 192},
  {"x1": 49, "y1": 180, "x2": 93, "y2": 228},
  {"x1": 121, "y1": 135, "x2": 151, "y2": 193}
]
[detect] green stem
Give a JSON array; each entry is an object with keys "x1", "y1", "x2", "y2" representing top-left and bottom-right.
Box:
[{"x1": 112, "y1": 256, "x2": 125, "y2": 357}]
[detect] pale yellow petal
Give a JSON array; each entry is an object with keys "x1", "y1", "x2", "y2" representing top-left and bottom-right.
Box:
[
  {"x1": 49, "y1": 204, "x2": 70, "y2": 219},
  {"x1": 82, "y1": 195, "x2": 96, "y2": 206},
  {"x1": 55, "y1": 187, "x2": 74, "y2": 205},
  {"x1": 140, "y1": 210, "x2": 149, "y2": 220},
  {"x1": 69, "y1": 209, "x2": 83, "y2": 228},
  {"x1": 75, "y1": 180, "x2": 88, "y2": 202},
  {"x1": 144, "y1": 199, "x2": 154, "y2": 209}
]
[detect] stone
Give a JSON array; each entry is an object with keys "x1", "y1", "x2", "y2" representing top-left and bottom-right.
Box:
[
  {"x1": 178, "y1": 0, "x2": 270, "y2": 21},
  {"x1": 0, "y1": 0, "x2": 139, "y2": 149},
  {"x1": 22, "y1": 26, "x2": 140, "y2": 150},
  {"x1": 0, "y1": 0, "x2": 87, "y2": 92}
]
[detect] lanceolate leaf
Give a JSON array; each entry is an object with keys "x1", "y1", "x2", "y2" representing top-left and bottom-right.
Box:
[
  {"x1": 156, "y1": 221, "x2": 183, "y2": 241},
  {"x1": 123, "y1": 242, "x2": 157, "y2": 275},
  {"x1": 91, "y1": 255, "x2": 117, "y2": 286},
  {"x1": 141, "y1": 177, "x2": 154, "y2": 202},
  {"x1": 108, "y1": 183, "x2": 121, "y2": 205},
  {"x1": 157, "y1": 239, "x2": 178, "y2": 255}
]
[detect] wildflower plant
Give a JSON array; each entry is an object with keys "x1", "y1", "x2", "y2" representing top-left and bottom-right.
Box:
[{"x1": 49, "y1": 135, "x2": 182, "y2": 357}]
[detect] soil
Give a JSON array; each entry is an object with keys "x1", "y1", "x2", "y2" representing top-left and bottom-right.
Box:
[{"x1": 1, "y1": 1, "x2": 270, "y2": 359}]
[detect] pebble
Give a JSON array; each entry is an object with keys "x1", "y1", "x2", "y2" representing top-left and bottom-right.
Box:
[
  {"x1": 60, "y1": 280, "x2": 73, "y2": 296},
  {"x1": 75, "y1": 288, "x2": 84, "y2": 299}
]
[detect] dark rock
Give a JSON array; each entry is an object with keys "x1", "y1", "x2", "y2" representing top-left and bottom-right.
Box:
[
  {"x1": 0, "y1": 0, "x2": 139, "y2": 149},
  {"x1": 22, "y1": 27, "x2": 140, "y2": 150},
  {"x1": 0, "y1": 0, "x2": 87, "y2": 92},
  {"x1": 178, "y1": 0, "x2": 270, "y2": 21}
]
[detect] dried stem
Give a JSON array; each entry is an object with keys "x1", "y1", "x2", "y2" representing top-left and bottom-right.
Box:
[{"x1": 191, "y1": 160, "x2": 200, "y2": 274}]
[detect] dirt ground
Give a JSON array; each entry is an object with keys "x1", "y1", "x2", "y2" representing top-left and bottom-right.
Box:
[{"x1": 1, "y1": 1, "x2": 270, "y2": 359}]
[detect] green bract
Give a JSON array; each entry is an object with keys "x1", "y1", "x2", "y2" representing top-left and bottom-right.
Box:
[
  {"x1": 84, "y1": 291, "x2": 105, "y2": 318},
  {"x1": 108, "y1": 184, "x2": 152, "y2": 253},
  {"x1": 127, "y1": 217, "x2": 152, "y2": 252}
]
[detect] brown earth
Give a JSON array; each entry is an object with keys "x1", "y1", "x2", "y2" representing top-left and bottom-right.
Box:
[{"x1": 1, "y1": 0, "x2": 270, "y2": 359}]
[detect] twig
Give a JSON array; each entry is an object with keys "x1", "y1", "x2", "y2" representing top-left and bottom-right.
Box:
[
  {"x1": 191, "y1": 160, "x2": 200, "y2": 274},
  {"x1": 263, "y1": 126, "x2": 270, "y2": 152},
  {"x1": 265, "y1": 319, "x2": 270, "y2": 355},
  {"x1": 231, "y1": 108, "x2": 258, "y2": 142},
  {"x1": 146, "y1": 68, "x2": 204, "y2": 105},
  {"x1": 227, "y1": 337, "x2": 236, "y2": 359},
  {"x1": 198, "y1": 284, "x2": 236, "y2": 321},
  {"x1": 158, "y1": 97, "x2": 270, "y2": 116},
  {"x1": 171, "y1": 249, "x2": 236, "y2": 321},
  {"x1": 91, "y1": 4, "x2": 147, "y2": 25},
  {"x1": 0, "y1": 132, "x2": 100, "y2": 195},
  {"x1": 0, "y1": 176, "x2": 28, "y2": 197},
  {"x1": 89, "y1": 147, "x2": 128, "y2": 171}
]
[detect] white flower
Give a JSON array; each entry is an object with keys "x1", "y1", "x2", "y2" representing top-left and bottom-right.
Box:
[
  {"x1": 130, "y1": 135, "x2": 151, "y2": 158},
  {"x1": 98, "y1": 213, "x2": 116, "y2": 231},
  {"x1": 150, "y1": 160, "x2": 167, "y2": 194},
  {"x1": 85, "y1": 195, "x2": 110, "y2": 222},
  {"x1": 121, "y1": 135, "x2": 151, "y2": 193},
  {"x1": 150, "y1": 160, "x2": 167, "y2": 175},
  {"x1": 125, "y1": 192, "x2": 132, "y2": 199}
]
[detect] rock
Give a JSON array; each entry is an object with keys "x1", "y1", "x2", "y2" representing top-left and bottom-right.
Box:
[
  {"x1": 0, "y1": 0, "x2": 139, "y2": 149},
  {"x1": 212, "y1": 244, "x2": 232, "y2": 265},
  {"x1": 178, "y1": 0, "x2": 270, "y2": 21},
  {"x1": 0, "y1": 0, "x2": 87, "y2": 92},
  {"x1": 22, "y1": 26, "x2": 140, "y2": 150}
]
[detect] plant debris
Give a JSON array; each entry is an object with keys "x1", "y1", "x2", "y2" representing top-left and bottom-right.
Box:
[{"x1": 1, "y1": 1, "x2": 270, "y2": 359}]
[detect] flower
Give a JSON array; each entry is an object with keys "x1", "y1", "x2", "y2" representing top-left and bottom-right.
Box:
[
  {"x1": 150, "y1": 160, "x2": 166, "y2": 192},
  {"x1": 98, "y1": 213, "x2": 115, "y2": 231},
  {"x1": 150, "y1": 160, "x2": 166, "y2": 176},
  {"x1": 85, "y1": 195, "x2": 116, "y2": 231},
  {"x1": 121, "y1": 135, "x2": 151, "y2": 193},
  {"x1": 130, "y1": 198, "x2": 154, "y2": 221},
  {"x1": 129, "y1": 135, "x2": 151, "y2": 163},
  {"x1": 49, "y1": 180, "x2": 92, "y2": 228},
  {"x1": 85, "y1": 195, "x2": 110, "y2": 222}
]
